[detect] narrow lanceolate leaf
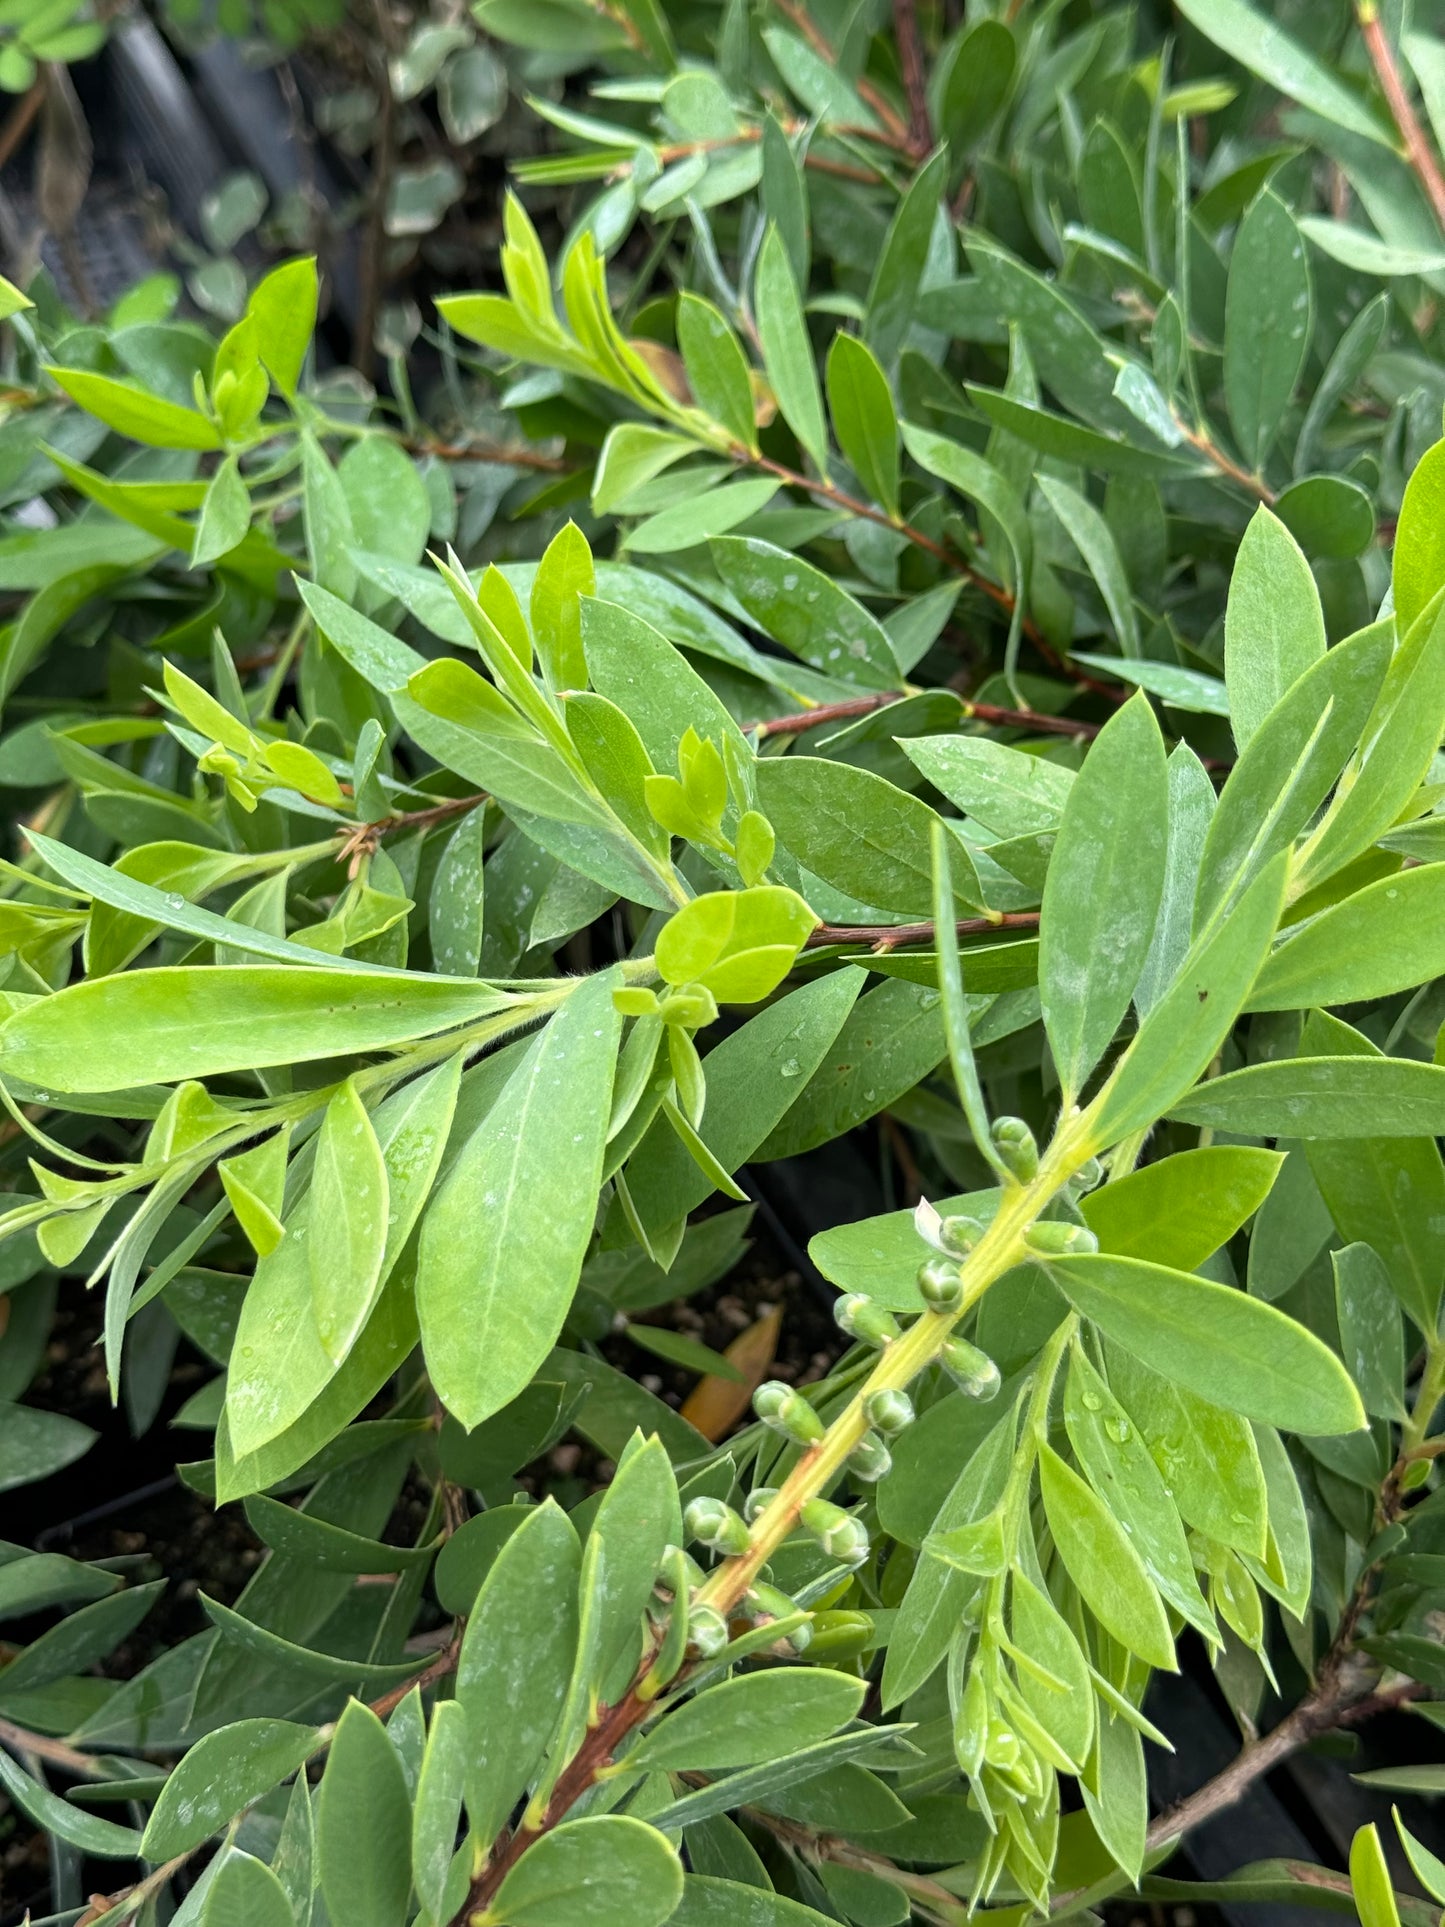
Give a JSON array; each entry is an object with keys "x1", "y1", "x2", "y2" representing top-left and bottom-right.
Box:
[
  {"x1": 754, "y1": 224, "x2": 828, "y2": 477},
  {"x1": 1046, "y1": 1252, "x2": 1365, "y2": 1434},
  {"x1": 455, "y1": 1500, "x2": 580, "y2": 1847},
  {"x1": 412, "y1": 1699, "x2": 470, "y2": 1921},
  {"x1": 0, "y1": 965, "x2": 504, "y2": 1094},
  {"x1": 531, "y1": 520, "x2": 594, "y2": 691},
  {"x1": 629, "y1": 1670, "x2": 864, "y2": 1773},
  {"x1": 1039, "y1": 693, "x2": 1167, "y2": 1101},
  {"x1": 1224, "y1": 507, "x2": 1325, "y2": 750},
  {"x1": 826, "y1": 333, "x2": 900, "y2": 518},
  {"x1": 488, "y1": 1817, "x2": 683, "y2": 1927},
  {"x1": 316, "y1": 1702, "x2": 412, "y2": 1927},
  {"x1": 417, "y1": 971, "x2": 621, "y2": 1428},
  {"x1": 676, "y1": 292, "x2": 757, "y2": 452},
  {"x1": 1092, "y1": 852, "x2": 1286, "y2": 1145},
  {"x1": 931, "y1": 820, "x2": 1005, "y2": 1179},
  {"x1": 201, "y1": 1853, "x2": 296, "y2": 1927},
  {"x1": 1169, "y1": 1056, "x2": 1445, "y2": 1140},
  {"x1": 1249, "y1": 867, "x2": 1445, "y2": 1011},
  {"x1": 310, "y1": 1078, "x2": 389, "y2": 1364},
  {"x1": 1224, "y1": 190, "x2": 1312, "y2": 472},
  {"x1": 1038, "y1": 1444, "x2": 1175, "y2": 1669},
  {"x1": 143, "y1": 1720, "x2": 318, "y2": 1860}
]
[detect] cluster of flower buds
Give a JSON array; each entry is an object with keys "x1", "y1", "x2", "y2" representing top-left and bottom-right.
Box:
[
  {"x1": 1021, "y1": 1219, "x2": 1099, "y2": 1256},
  {"x1": 800, "y1": 1497, "x2": 870, "y2": 1566},
  {"x1": 940, "y1": 1334, "x2": 1002, "y2": 1401},
  {"x1": 834, "y1": 1293, "x2": 901, "y2": 1347},
  {"x1": 683, "y1": 1495, "x2": 752, "y2": 1557},
  {"x1": 754, "y1": 1379, "x2": 825, "y2": 1445},
  {"x1": 991, "y1": 1115, "x2": 1038, "y2": 1182}
]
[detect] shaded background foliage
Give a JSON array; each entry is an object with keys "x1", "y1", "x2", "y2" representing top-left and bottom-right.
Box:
[{"x1": 5, "y1": 2, "x2": 1445, "y2": 1926}]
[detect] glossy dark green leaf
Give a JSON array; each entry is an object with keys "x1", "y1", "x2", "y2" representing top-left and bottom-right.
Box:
[
  {"x1": 143, "y1": 1720, "x2": 319, "y2": 1859},
  {"x1": 631, "y1": 1670, "x2": 864, "y2": 1771},
  {"x1": 826, "y1": 333, "x2": 899, "y2": 518},
  {"x1": 754, "y1": 225, "x2": 827, "y2": 476},
  {"x1": 1224, "y1": 190, "x2": 1312, "y2": 473},
  {"x1": 489, "y1": 1816, "x2": 683, "y2": 1927},
  {"x1": 317, "y1": 1701, "x2": 411, "y2": 1927}
]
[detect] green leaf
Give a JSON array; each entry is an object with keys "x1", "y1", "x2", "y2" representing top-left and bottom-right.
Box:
[
  {"x1": 0, "y1": 1399, "x2": 96, "y2": 1492},
  {"x1": 300, "y1": 431, "x2": 357, "y2": 598},
  {"x1": 1249, "y1": 865, "x2": 1445, "y2": 1011},
  {"x1": 900, "y1": 423, "x2": 1031, "y2": 673},
  {"x1": 0, "y1": 964, "x2": 501, "y2": 1093},
  {"x1": 677, "y1": 293, "x2": 757, "y2": 452},
  {"x1": 864, "y1": 148, "x2": 949, "y2": 368},
  {"x1": 1064, "y1": 1344, "x2": 1213, "y2": 1637},
  {"x1": 430, "y1": 806, "x2": 488, "y2": 977},
  {"x1": 754, "y1": 225, "x2": 828, "y2": 477},
  {"x1": 826, "y1": 333, "x2": 899, "y2": 519},
  {"x1": 1135, "y1": 744, "x2": 1216, "y2": 1015},
  {"x1": 1298, "y1": 217, "x2": 1445, "y2": 278},
  {"x1": 901, "y1": 732, "x2": 1072, "y2": 837},
  {"x1": 1069, "y1": 654, "x2": 1229, "y2": 717},
  {"x1": 667, "y1": 1878, "x2": 835, "y2": 1927},
  {"x1": 200, "y1": 1592, "x2": 432, "y2": 1692},
  {"x1": 192, "y1": 455, "x2": 251, "y2": 568},
  {"x1": 242, "y1": 1495, "x2": 433, "y2": 1572},
  {"x1": 590, "y1": 1434, "x2": 679, "y2": 1687},
  {"x1": 937, "y1": 19, "x2": 1015, "y2": 152},
  {"x1": 655, "y1": 886, "x2": 817, "y2": 1002},
  {"x1": 582, "y1": 597, "x2": 750, "y2": 774},
  {"x1": 757, "y1": 756, "x2": 980, "y2": 917},
  {"x1": 0, "y1": 1746, "x2": 142, "y2": 1857},
  {"x1": 1080, "y1": 1147, "x2": 1283, "y2": 1271},
  {"x1": 1195, "y1": 620, "x2": 1391, "y2": 930},
  {"x1": 711, "y1": 537, "x2": 900, "y2": 689},
  {"x1": 1223, "y1": 190, "x2": 1312, "y2": 473},
  {"x1": 531, "y1": 521, "x2": 594, "y2": 691},
  {"x1": 1274, "y1": 473, "x2": 1376, "y2": 562},
  {"x1": 1046, "y1": 1252, "x2": 1365, "y2": 1433},
  {"x1": 456, "y1": 1499, "x2": 579, "y2": 1845},
  {"x1": 1224, "y1": 507, "x2": 1325, "y2": 751},
  {"x1": 1173, "y1": 0, "x2": 1393, "y2": 145},
  {"x1": 488, "y1": 1817, "x2": 682, "y2": 1927},
  {"x1": 1352, "y1": 1825, "x2": 1403, "y2": 1927},
  {"x1": 143, "y1": 1720, "x2": 319, "y2": 1859},
  {"x1": 309, "y1": 1077, "x2": 389, "y2": 1365},
  {"x1": 1333, "y1": 1244, "x2": 1406, "y2": 1422},
  {"x1": 317, "y1": 1701, "x2": 412, "y2": 1927},
  {"x1": 1039, "y1": 692, "x2": 1166, "y2": 1099},
  {"x1": 1038, "y1": 1443, "x2": 1175, "y2": 1669},
  {"x1": 247, "y1": 256, "x2": 317, "y2": 397},
  {"x1": 1038, "y1": 475, "x2": 1139, "y2": 658},
  {"x1": 46, "y1": 364, "x2": 222, "y2": 449},
  {"x1": 1395, "y1": 442, "x2": 1445, "y2": 637},
  {"x1": 413, "y1": 1699, "x2": 469, "y2": 1920},
  {"x1": 1170, "y1": 1054, "x2": 1445, "y2": 1139},
  {"x1": 417, "y1": 972, "x2": 621, "y2": 1429},
  {"x1": 631, "y1": 1670, "x2": 864, "y2": 1772},
  {"x1": 627, "y1": 476, "x2": 779, "y2": 555},
  {"x1": 202, "y1": 1853, "x2": 296, "y2": 1927}
]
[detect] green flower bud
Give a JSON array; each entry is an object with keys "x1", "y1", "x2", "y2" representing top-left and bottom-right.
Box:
[
  {"x1": 938, "y1": 1213, "x2": 985, "y2": 1257},
  {"x1": 1022, "y1": 1219, "x2": 1099, "y2": 1256},
  {"x1": 834, "y1": 1293, "x2": 901, "y2": 1347},
  {"x1": 689, "y1": 1604, "x2": 730, "y2": 1657},
  {"x1": 743, "y1": 1485, "x2": 778, "y2": 1522},
  {"x1": 1067, "y1": 1156, "x2": 1104, "y2": 1197},
  {"x1": 865, "y1": 1387, "x2": 915, "y2": 1436},
  {"x1": 683, "y1": 1496, "x2": 752, "y2": 1556},
  {"x1": 754, "y1": 1379, "x2": 826, "y2": 1445},
  {"x1": 800, "y1": 1498, "x2": 870, "y2": 1566},
  {"x1": 806, "y1": 1609, "x2": 874, "y2": 1661},
  {"x1": 941, "y1": 1335, "x2": 1001, "y2": 1401},
  {"x1": 658, "y1": 984, "x2": 719, "y2": 1030},
  {"x1": 954, "y1": 1666, "x2": 989, "y2": 1777},
  {"x1": 847, "y1": 1429, "x2": 892, "y2": 1482},
  {"x1": 746, "y1": 1579, "x2": 811, "y2": 1651},
  {"x1": 917, "y1": 1256, "x2": 965, "y2": 1313},
  {"x1": 991, "y1": 1115, "x2": 1038, "y2": 1182}
]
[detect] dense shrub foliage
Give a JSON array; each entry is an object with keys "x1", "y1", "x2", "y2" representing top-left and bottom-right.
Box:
[{"x1": 6, "y1": 2, "x2": 1445, "y2": 1924}]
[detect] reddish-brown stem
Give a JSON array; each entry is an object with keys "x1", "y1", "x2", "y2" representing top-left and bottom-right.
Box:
[
  {"x1": 749, "y1": 690, "x2": 1106, "y2": 741},
  {"x1": 1357, "y1": 1, "x2": 1445, "y2": 233},
  {"x1": 773, "y1": 0, "x2": 913, "y2": 148},
  {"x1": 893, "y1": 0, "x2": 933, "y2": 156},
  {"x1": 805, "y1": 911, "x2": 1041, "y2": 951},
  {"x1": 405, "y1": 436, "x2": 569, "y2": 472},
  {"x1": 0, "y1": 78, "x2": 43, "y2": 173},
  {"x1": 367, "y1": 1635, "x2": 462, "y2": 1724}
]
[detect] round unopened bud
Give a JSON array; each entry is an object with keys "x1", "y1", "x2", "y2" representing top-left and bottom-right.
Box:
[
  {"x1": 743, "y1": 1485, "x2": 778, "y2": 1522},
  {"x1": 807, "y1": 1609, "x2": 874, "y2": 1661},
  {"x1": 941, "y1": 1335, "x2": 1002, "y2": 1401},
  {"x1": 1067, "y1": 1156, "x2": 1104, "y2": 1197},
  {"x1": 917, "y1": 1256, "x2": 965, "y2": 1313},
  {"x1": 865, "y1": 1387, "x2": 915, "y2": 1436},
  {"x1": 834, "y1": 1293, "x2": 901, "y2": 1347},
  {"x1": 683, "y1": 1496, "x2": 752, "y2": 1556},
  {"x1": 689, "y1": 1604, "x2": 730, "y2": 1657},
  {"x1": 991, "y1": 1115, "x2": 1038, "y2": 1182},
  {"x1": 938, "y1": 1213, "x2": 985, "y2": 1257},
  {"x1": 754, "y1": 1379, "x2": 825, "y2": 1445},
  {"x1": 1022, "y1": 1219, "x2": 1098, "y2": 1256},
  {"x1": 847, "y1": 1429, "x2": 893, "y2": 1483},
  {"x1": 800, "y1": 1498, "x2": 870, "y2": 1566}
]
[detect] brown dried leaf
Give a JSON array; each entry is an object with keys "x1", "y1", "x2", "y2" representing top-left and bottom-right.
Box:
[{"x1": 679, "y1": 1303, "x2": 781, "y2": 1443}]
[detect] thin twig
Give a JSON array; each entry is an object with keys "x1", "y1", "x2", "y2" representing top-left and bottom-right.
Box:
[
  {"x1": 403, "y1": 434, "x2": 569, "y2": 472},
  {"x1": 805, "y1": 911, "x2": 1041, "y2": 951},
  {"x1": 0, "y1": 77, "x2": 44, "y2": 174},
  {"x1": 0, "y1": 1717, "x2": 105, "y2": 1778},
  {"x1": 893, "y1": 0, "x2": 933, "y2": 156},
  {"x1": 1357, "y1": 1, "x2": 1445, "y2": 232},
  {"x1": 748, "y1": 691, "x2": 1107, "y2": 741}
]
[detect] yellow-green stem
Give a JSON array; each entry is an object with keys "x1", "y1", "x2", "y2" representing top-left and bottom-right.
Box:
[{"x1": 694, "y1": 1113, "x2": 1096, "y2": 1616}]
